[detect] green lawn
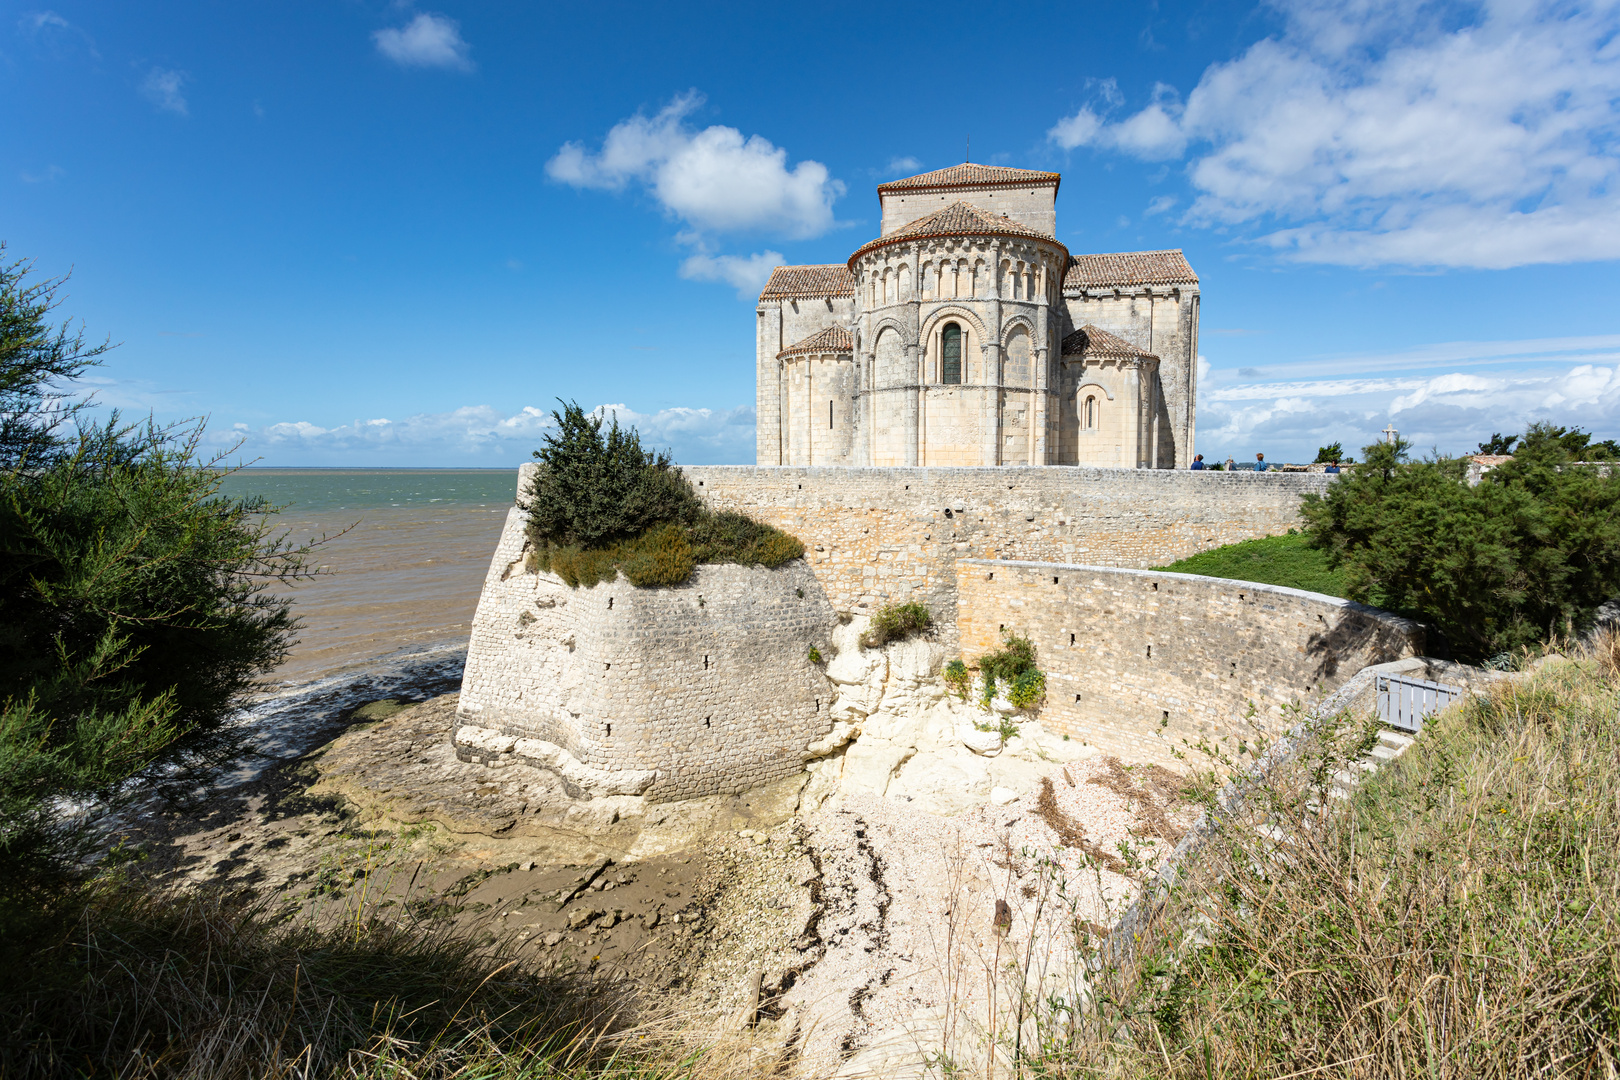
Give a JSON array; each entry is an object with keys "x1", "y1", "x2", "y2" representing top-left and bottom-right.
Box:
[{"x1": 1154, "y1": 530, "x2": 1346, "y2": 597}]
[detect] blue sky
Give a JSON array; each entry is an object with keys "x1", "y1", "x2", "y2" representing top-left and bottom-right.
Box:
[{"x1": 5, "y1": 0, "x2": 1619, "y2": 466}]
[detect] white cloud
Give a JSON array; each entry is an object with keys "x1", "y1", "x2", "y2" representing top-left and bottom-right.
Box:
[
  {"x1": 141, "y1": 67, "x2": 188, "y2": 115},
  {"x1": 22, "y1": 10, "x2": 69, "y2": 31},
  {"x1": 1194, "y1": 334, "x2": 1620, "y2": 461},
  {"x1": 223, "y1": 402, "x2": 756, "y2": 466},
  {"x1": 373, "y1": 13, "x2": 474, "y2": 72},
  {"x1": 884, "y1": 156, "x2": 923, "y2": 176},
  {"x1": 1049, "y1": 0, "x2": 1620, "y2": 269},
  {"x1": 1144, "y1": 194, "x2": 1178, "y2": 216},
  {"x1": 547, "y1": 92, "x2": 843, "y2": 240},
  {"x1": 679, "y1": 250, "x2": 786, "y2": 297}
]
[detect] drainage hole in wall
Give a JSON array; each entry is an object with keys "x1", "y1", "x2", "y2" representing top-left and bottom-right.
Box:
[
  {"x1": 1053, "y1": 576, "x2": 1059, "y2": 584},
  {"x1": 607, "y1": 597, "x2": 614, "y2": 610},
  {"x1": 1152, "y1": 581, "x2": 1159, "y2": 592},
  {"x1": 605, "y1": 662, "x2": 611, "y2": 670},
  {"x1": 1146, "y1": 645, "x2": 1152, "y2": 659},
  {"x1": 1075, "y1": 693, "x2": 1082, "y2": 703},
  {"x1": 606, "y1": 723, "x2": 612, "y2": 737},
  {"x1": 704, "y1": 717, "x2": 711, "y2": 728},
  {"x1": 999, "y1": 624, "x2": 1005, "y2": 632},
  {"x1": 1070, "y1": 633, "x2": 1076, "y2": 645},
  {"x1": 703, "y1": 655, "x2": 710, "y2": 670},
  {"x1": 987, "y1": 572, "x2": 994, "y2": 581}
]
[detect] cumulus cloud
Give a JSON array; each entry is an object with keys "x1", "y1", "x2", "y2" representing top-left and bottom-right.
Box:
[
  {"x1": 374, "y1": 13, "x2": 474, "y2": 71},
  {"x1": 1195, "y1": 335, "x2": 1620, "y2": 461},
  {"x1": 884, "y1": 156, "x2": 923, "y2": 176},
  {"x1": 141, "y1": 67, "x2": 188, "y2": 115},
  {"x1": 547, "y1": 91, "x2": 843, "y2": 240},
  {"x1": 1049, "y1": 0, "x2": 1620, "y2": 269},
  {"x1": 223, "y1": 401, "x2": 755, "y2": 466},
  {"x1": 679, "y1": 250, "x2": 786, "y2": 297}
]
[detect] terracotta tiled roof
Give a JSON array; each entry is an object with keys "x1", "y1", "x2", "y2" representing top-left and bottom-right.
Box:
[
  {"x1": 877, "y1": 163, "x2": 1061, "y2": 194},
  {"x1": 759, "y1": 264, "x2": 856, "y2": 301},
  {"x1": 1063, "y1": 249, "x2": 1198, "y2": 290},
  {"x1": 777, "y1": 325, "x2": 853, "y2": 359},
  {"x1": 1061, "y1": 324, "x2": 1158, "y2": 360},
  {"x1": 848, "y1": 201, "x2": 1066, "y2": 266}
]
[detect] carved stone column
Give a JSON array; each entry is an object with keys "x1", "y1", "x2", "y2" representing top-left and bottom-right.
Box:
[{"x1": 904, "y1": 342, "x2": 920, "y2": 467}]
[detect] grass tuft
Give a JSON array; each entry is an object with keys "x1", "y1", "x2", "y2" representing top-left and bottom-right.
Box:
[
  {"x1": 859, "y1": 602, "x2": 932, "y2": 648},
  {"x1": 1155, "y1": 531, "x2": 1346, "y2": 597},
  {"x1": 1030, "y1": 652, "x2": 1620, "y2": 1076}
]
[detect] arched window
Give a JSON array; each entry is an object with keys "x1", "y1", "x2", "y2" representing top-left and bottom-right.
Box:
[
  {"x1": 1084, "y1": 395, "x2": 1097, "y2": 430},
  {"x1": 941, "y1": 323, "x2": 962, "y2": 385}
]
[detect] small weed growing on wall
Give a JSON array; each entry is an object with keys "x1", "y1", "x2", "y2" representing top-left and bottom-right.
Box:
[
  {"x1": 974, "y1": 630, "x2": 1047, "y2": 711},
  {"x1": 943, "y1": 659, "x2": 971, "y2": 700},
  {"x1": 975, "y1": 716, "x2": 1021, "y2": 741},
  {"x1": 860, "y1": 602, "x2": 932, "y2": 648},
  {"x1": 807, "y1": 645, "x2": 823, "y2": 664}
]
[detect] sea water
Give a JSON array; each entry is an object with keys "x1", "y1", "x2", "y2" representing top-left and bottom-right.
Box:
[
  {"x1": 217, "y1": 468, "x2": 518, "y2": 685},
  {"x1": 139, "y1": 468, "x2": 525, "y2": 791}
]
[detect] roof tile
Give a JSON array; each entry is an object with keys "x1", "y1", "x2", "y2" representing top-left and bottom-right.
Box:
[
  {"x1": 1061, "y1": 324, "x2": 1158, "y2": 359},
  {"x1": 877, "y1": 163, "x2": 1061, "y2": 193},
  {"x1": 759, "y1": 264, "x2": 856, "y2": 301},
  {"x1": 1064, "y1": 249, "x2": 1198, "y2": 289},
  {"x1": 777, "y1": 325, "x2": 853, "y2": 359},
  {"x1": 848, "y1": 201, "x2": 1064, "y2": 265}
]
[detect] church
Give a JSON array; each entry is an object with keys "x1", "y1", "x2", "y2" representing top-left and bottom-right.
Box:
[{"x1": 754, "y1": 164, "x2": 1199, "y2": 469}]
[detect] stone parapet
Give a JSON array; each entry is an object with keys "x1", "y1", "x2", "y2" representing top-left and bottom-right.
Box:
[
  {"x1": 954, "y1": 559, "x2": 1421, "y2": 765},
  {"x1": 688, "y1": 465, "x2": 1333, "y2": 649},
  {"x1": 455, "y1": 479, "x2": 839, "y2": 801}
]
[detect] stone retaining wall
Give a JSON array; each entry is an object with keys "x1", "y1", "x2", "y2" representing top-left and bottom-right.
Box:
[
  {"x1": 687, "y1": 465, "x2": 1331, "y2": 649},
  {"x1": 455, "y1": 481, "x2": 838, "y2": 801},
  {"x1": 955, "y1": 560, "x2": 1423, "y2": 765}
]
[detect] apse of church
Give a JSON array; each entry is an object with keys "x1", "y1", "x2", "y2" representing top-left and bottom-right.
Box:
[{"x1": 755, "y1": 164, "x2": 1200, "y2": 469}]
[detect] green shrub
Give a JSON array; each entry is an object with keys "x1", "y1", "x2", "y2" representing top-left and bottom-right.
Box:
[
  {"x1": 860, "y1": 601, "x2": 932, "y2": 648},
  {"x1": 1302, "y1": 427, "x2": 1620, "y2": 660},
  {"x1": 808, "y1": 645, "x2": 823, "y2": 664},
  {"x1": 943, "y1": 659, "x2": 971, "y2": 700},
  {"x1": 0, "y1": 252, "x2": 314, "y2": 877},
  {"x1": 1007, "y1": 667, "x2": 1047, "y2": 708},
  {"x1": 523, "y1": 401, "x2": 700, "y2": 549},
  {"x1": 522, "y1": 405, "x2": 803, "y2": 589},
  {"x1": 973, "y1": 631, "x2": 1044, "y2": 711}
]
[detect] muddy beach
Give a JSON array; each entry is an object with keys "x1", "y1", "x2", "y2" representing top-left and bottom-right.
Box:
[{"x1": 113, "y1": 678, "x2": 1190, "y2": 1078}]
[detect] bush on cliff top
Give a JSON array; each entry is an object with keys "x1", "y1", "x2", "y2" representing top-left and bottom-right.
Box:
[
  {"x1": 523, "y1": 402, "x2": 802, "y2": 588},
  {"x1": 1301, "y1": 427, "x2": 1620, "y2": 661}
]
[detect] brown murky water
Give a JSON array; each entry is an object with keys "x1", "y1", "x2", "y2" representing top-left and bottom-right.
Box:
[{"x1": 217, "y1": 470, "x2": 519, "y2": 686}]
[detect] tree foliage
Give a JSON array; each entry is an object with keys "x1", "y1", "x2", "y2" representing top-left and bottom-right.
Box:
[
  {"x1": 1313, "y1": 442, "x2": 1343, "y2": 464},
  {"x1": 0, "y1": 245, "x2": 110, "y2": 468},
  {"x1": 523, "y1": 401, "x2": 802, "y2": 587},
  {"x1": 523, "y1": 401, "x2": 700, "y2": 550},
  {"x1": 1301, "y1": 426, "x2": 1620, "y2": 660},
  {"x1": 0, "y1": 253, "x2": 311, "y2": 875}
]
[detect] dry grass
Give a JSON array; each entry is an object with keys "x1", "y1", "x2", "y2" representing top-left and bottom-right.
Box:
[
  {"x1": 0, "y1": 882, "x2": 792, "y2": 1080},
  {"x1": 1018, "y1": 651, "x2": 1620, "y2": 1078}
]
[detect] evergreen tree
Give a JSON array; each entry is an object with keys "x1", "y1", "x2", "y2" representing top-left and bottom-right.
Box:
[
  {"x1": 0, "y1": 251, "x2": 313, "y2": 876},
  {"x1": 1302, "y1": 435, "x2": 1620, "y2": 660}
]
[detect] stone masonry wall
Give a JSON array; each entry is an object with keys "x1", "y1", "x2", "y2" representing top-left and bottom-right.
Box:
[
  {"x1": 956, "y1": 560, "x2": 1422, "y2": 765},
  {"x1": 687, "y1": 465, "x2": 1332, "y2": 650},
  {"x1": 456, "y1": 473, "x2": 839, "y2": 801}
]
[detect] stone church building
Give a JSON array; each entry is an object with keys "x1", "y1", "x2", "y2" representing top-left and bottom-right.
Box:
[{"x1": 755, "y1": 164, "x2": 1199, "y2": 469}]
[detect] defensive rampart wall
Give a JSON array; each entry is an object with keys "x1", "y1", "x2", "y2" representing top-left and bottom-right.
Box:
[
  {"x1": 955, "y1": 560, "x2": 1423, "y2": 764},
  {"x1": 687, "y1": 465, "x2": 1332, "y2": 649},
  {"x1": 455, "y1": 481, "x2": 837, "y2": 801}
]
